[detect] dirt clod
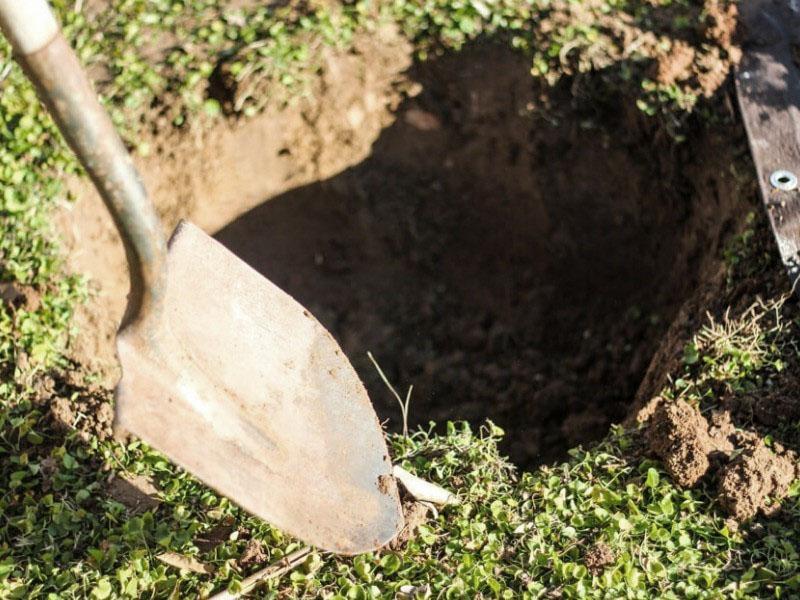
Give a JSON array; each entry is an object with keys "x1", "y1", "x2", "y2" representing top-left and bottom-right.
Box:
[
  {"x1": 718, "y1": 441, "x2": 798, "y2": 521},
  {"x1": 0, "y1": 281, "x2": 41, "y2": 312},
  {"x1": 49, "y1": 390, "x2": 114, "y2": 442},
  {"x1": 656, "y1": 41, "x2": 696, "y2": 86},
  {"x1": 584, "y1": 542, "x2": 615, "y2": 575},
  {"x1": 403, "y1": 107, "x2": 441, "y2": 131},
  {"x1": 647, "y1": 393, "x2": 800, "y2": 521},
  {"x1": 389, "y1": 501, "x2": 430, "y2": 550},
  {"x1": 647, "y1": 399, "x2": 730, "y2": 488},
  {"x1": 705, "y1": 0, "x2": 740, "y2": 57},
  {"x1": 238, "y1": 538, "x2": 268, "y2": 568},
  {"x1": 46, "y1": 372, "x2": 115, "y2": 442},
  {"x1": 49, "y1": 397, "x2": 75, "y2": 432}
]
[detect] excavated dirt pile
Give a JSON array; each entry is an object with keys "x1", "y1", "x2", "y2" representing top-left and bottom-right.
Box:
[
  {"x1": 644, "y1": 390, "x2": 800, "y2": 522},
  {"x1": 62, "y1": 37, "x2": 751, "y2": 469}
]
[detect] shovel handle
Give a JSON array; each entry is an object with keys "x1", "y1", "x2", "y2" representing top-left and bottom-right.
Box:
[{"x1": 0, "y1": 0, "x2": 167, "y2": 329}]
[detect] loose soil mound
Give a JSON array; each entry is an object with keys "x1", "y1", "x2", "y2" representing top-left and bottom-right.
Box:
[
  {"x1": 60, "y1": 36, "x2": 749, "y2": 467},
  {"x1": 644, "y1": 391, "x2": 800, "y2": 521}
]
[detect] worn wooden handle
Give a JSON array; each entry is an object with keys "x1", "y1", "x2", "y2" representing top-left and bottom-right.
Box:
[
  {"x1": 0, "y1": 0, "x2": 58, "y2": 55},
  {"x1": 0, "y1": 0, "x2": 168, "y2": 331}
]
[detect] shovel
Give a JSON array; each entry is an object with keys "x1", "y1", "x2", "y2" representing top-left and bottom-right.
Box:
[{"x1": 0, "y1": 0, "x2": 403, "y2": 554}]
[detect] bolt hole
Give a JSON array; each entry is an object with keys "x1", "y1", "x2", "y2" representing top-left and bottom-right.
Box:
[{"x1": 770, "y1": 170, "x2": 798, "y2": 191}]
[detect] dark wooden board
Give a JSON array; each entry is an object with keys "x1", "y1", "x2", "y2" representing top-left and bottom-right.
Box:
[{"x1": 736, "y1": 0, "x2": 800, "y2": 289}]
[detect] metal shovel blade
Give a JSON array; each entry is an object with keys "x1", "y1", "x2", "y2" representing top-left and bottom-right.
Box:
[{"x1": 114, "y1": 221, "x2": 404, "y2": 554}]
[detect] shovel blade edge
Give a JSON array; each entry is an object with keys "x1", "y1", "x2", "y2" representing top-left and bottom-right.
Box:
[{"x1": 114, "y1": 220, "x2": 403, "y2": 554}]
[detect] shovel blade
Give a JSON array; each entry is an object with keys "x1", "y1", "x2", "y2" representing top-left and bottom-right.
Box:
[{"x1": 114, "y1": 221, "x2": 403, "y2": 554}]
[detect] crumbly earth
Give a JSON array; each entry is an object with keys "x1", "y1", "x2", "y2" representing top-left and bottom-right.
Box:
[
  {"x1": 60, "y1": 32, "x2": 750, "y2": 467},
  {"x1": 731, "y1": 383, "x2": 800, "y2": 428},
  {"x1": 647, "y1": 399, "x2": 718, "y2": 488},
  {"x1": 237, "y1": 538, "x2": 268, "y2": 568},
  {"x1": 195, "y1": 519, "x2": 236, "y2": 553},
  {"x1": 584, "y1": 543, "x2": 615, "y2": 576},
  {"x1": 0, "y1": 282, "x2": 42, "y2": 312},
  {"x1": 646, "y1": 399, "x2": 739, "y2": 487},
  {"x1": 645, "y1": 390, "x2": 800, "y2": 520},
  {"x1": 389, "y1": 501, "x2": 431, "y2": 550},
  {"x1": 718, "y1": 441, "x2": 798, "y2": 521},
  {"x1": 46, "y1": 375, "x2": 114, "y2": 442}
]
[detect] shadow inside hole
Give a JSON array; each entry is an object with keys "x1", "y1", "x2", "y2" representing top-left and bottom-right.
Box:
[{"x1": 214, "y1": 43, "x2": 725, "y2": 467}]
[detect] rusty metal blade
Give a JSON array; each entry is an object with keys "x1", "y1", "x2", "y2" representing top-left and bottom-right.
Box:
[
  {"x1": 113, "y1": 220, "x2": 403, "y2": 554},
  {"x1": 736, "y1": 0, "x2": 800, "y2": 289}
]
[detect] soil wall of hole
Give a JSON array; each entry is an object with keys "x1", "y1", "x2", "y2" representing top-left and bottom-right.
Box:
[{"x1": 60, "y1": 31, "x2": 751, "y2": 466}]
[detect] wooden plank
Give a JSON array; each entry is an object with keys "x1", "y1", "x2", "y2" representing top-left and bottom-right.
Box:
[{"x1": 736, "y1": 0, "x2": 800, "y2": 289}]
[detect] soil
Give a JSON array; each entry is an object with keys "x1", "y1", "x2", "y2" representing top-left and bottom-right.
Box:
[
  {"x1": 656, "y1": 40, "x2": 697, "y2": 86},
  {"x1": 46, "y1": 373, "x2": 115, "y2": 442},
  {"x1": 389, "y1": 501, "x2": 430, "y2": 551},
  {"x1": 0, "y1": 282, "x2": 42, "y2": 312},
  {"x1": 58, "y1": 25, "x2": 752, "y2": 468},
  {"x1": 237, "y1": 538, "x2": 268, "y2": 568},
  {"x1": 195, "y1": 519, "x2": 236, "y2": 553},
  {"x1": 718, "y1": 441, "x2": 798, "y2": 521},
  {"x1": 584, "y1": 542, "x2": 615, "y2": 576},
  {"x1": 647, "y1": 400, "x2": 716, "y2": 488},
  {"x1": 106, "y1": 473, "x2": 162, "y2": 514},
  {"x1": 644, "y1": 375, "x2": 800, "y2": 521},
  {"x1": 55, "y1": 0, "x2": 800, "y2": 526}
]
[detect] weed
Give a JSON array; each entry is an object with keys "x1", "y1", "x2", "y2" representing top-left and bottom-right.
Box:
[{"x1": 368, "y1": 351, "x2": 413, "y2": 437}]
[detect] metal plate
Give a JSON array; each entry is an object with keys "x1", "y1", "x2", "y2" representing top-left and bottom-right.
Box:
[
  {"x1": 736, "y1": 0, "x2": 800, "y2": 289},
  {"x1": 114, "y1": 221, "x2": 404, "y2": 554}
]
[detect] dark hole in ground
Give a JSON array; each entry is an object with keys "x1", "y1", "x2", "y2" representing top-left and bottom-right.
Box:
[{"x1": 215, "y1": 44, "x2": 743, "y2": 467}]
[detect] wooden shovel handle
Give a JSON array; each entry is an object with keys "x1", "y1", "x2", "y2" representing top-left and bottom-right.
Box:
[{"x1": 0, "y1": 0, "x2": 167, "y2": 330}]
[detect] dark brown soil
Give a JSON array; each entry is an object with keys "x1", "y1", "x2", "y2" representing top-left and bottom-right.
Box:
[
  {"x1": 195, "y1": 519, "x2": 236, "y2": 553},
  {"x1": 718, "y1": 441, "x2": 798, "y2": 521},
  {"x1": 0, "y1": 281, "x2": 42, "y2": 312},
  {"x1": 649, "y1": 0, "x2": 740, "y2": 95},
  {"x1": 60, "y1": 31, "x2": 751, "y2": 467},
  {"x1": 214, "y1": 46, "x2": 749, "y2": 466},
  {"x1": 647, "y1": 399, "x2": 721, "y2": 488},
  {"x1": 630, "y1": 198, "x2": 800, "y2": 523}
]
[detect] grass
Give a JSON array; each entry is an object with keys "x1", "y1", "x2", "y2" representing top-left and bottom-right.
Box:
[{"x1": 1, "y1": 0, "x2": 799, "y2": 597}]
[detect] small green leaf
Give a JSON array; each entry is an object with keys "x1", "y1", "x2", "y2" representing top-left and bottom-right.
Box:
[
  {"x1": 380, "y1": 553, "x2": 401, "y2": 576},
  {"x1": 645, "y1": 468, "x2": 659, "y2": 489},
  {"x1": 91, "y1": 578, "x2": 112, "y2": 600}
]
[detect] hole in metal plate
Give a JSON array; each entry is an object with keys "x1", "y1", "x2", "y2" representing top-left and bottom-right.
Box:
[{"x1": 770, "y1": 169, "x2": 799, "y2": 191}]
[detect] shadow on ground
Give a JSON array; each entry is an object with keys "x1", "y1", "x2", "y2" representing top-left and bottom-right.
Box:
[{"x1": 214, "y1": 42, "x2": 746, "y2": 466}]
